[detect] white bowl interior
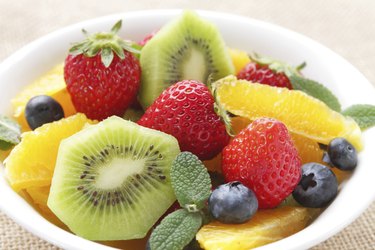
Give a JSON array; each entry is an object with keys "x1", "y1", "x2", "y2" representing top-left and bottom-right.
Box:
[{"x1": 0, "y1": 9, "x2": 374, "y2": 250}]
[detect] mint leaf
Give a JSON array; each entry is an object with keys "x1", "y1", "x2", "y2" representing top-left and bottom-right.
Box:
[
  {"x1": 342, "y1": 104, "x2": 375, "y2": 130},
  {"x1": 149, "y1": 209, "x2": 202, "y2": 250},
  {"x1": 0, "y1": 115, "x2": 21, "y2": 150},
  {"x1": 171, "y1": 152, "x2": 211, "y2": 211},
  {"x1": 0, "y1": 141, "x2": 13, "y2": 151},
  {"x1": 289, "y1": 74, "x2": 341, "y2": 112}
]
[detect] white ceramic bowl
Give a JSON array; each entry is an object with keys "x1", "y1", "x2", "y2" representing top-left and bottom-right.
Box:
[{"x1": 0, "y1": 9, "x2": 374, "y2": 250}]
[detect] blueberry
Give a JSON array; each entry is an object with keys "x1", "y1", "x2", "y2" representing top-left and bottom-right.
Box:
[
  {"x1": 208, "y1": 181, "x2": 258, "y2": 224},
  {"x1": 145, "y1": 239, "x2": 150, "y2": 250},
  {"x1": 293, "y1": 163, "x2": 338, "y2": 208},
  {"x1": 324, "y1": 137, "x2": 357, "y2": 171},
  {"x1": 25, "y1": 95, "x2": 64, "y2": 130}
]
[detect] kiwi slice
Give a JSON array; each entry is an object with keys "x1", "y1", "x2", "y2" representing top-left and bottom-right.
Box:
[
  {"x1": 47, "y1": 116, "x2": 180, "y2": 240},
  {"x1": 139, "y1": 10, "x2": 235, "y2": 108}
]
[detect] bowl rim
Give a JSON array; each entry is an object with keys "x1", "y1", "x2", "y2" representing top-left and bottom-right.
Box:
[{"x1": 0, "y1": 9, "x2": 374, "y2": 250}]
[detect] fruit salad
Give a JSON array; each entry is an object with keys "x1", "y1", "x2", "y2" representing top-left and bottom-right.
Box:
[{"x1": 1, "y1": 10, "x2": 375, "y2": 250}]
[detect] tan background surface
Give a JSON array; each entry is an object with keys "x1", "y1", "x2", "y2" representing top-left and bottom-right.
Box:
[{"x1": 0, "y1": 0, "x2": 374, "y2": 249}]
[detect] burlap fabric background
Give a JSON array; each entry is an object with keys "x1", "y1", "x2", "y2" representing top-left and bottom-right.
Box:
[{"x1": 0, "y1": 0, "x2": 374, "y2": 249}]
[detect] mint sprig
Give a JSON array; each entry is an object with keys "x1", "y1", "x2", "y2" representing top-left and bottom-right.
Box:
[
  {"x1": 342, "y1": 104, "x2": 375, "y2": 130},
  {"x1": 149, "y1": 209, "x2": 202, "y2": 250},
  {"x1": 289, "y1": 74, "x2": 341, "y2": 112},
  {"x1": 171, "y1": 152, "x2": 211, "y2": 211},
  {"x1": 148, "y1": 152, "x2": 212, "y2": 250},
  {"x1": 0, "y1": 115, "x2": 21, "y2": 150}
]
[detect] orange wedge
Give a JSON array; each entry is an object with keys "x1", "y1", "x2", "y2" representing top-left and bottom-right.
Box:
[
  {"x1": 228, "y1": 48, "x2": 251, "y2": 74},
  {"x1": 203, "y1": 153, "x2": 222, "y2": 173},
  {"x1": 214, "y1": 76, "x2": 362, "y2": 150},
  {"x1": 37, "y1": 203, "x2": 69, "y2": 230},
  {"x1": 11, "y1": 63, "x2": 76, "y2": 131},
  {"x1": 196, "y1": 206, "x2": 318, "y2": 250},
  {"x1": 26, "y1": 186, "x2": 50, "y2": 206},
  {"x1": 4, "y1": 113, "x2": 94, "y2": 191},
  {"x1": 0, "y1": 148, "x2": 12, "y2": 163}
]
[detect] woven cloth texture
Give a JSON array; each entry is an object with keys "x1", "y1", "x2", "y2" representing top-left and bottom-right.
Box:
[{"x1": 0, "y1": 0, "x2": 374, "y2": 249}]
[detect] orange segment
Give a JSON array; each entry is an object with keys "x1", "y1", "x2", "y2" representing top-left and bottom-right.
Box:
[
  {"x1": 331, "y1": 167, "x2": 351, "y2": 184},
  {"x1": 17, "y1": 186, "x2": 68, "y2": 229},
  {"x1": 11, "y1": 63, "x2": 76, "y2": 131},
  {"x1": 4, "y1": 113, "x2": 94, "y2": 191},
  {"x1": 37, "y1": 203, "x2": 69, "y2": 230},
  {"x1": 26, "y1": 186, "x2": 50, "y2": 206},
  {"x1": 215, "y1": 76, "x2": 362, "y2": 150},
  {"x1": 196, "y1": 206, "x2": 318, "y2": 250},
  {"x1": 203, "y1": 153, "x2": 222, "y2": 173},
  {"x1": 228, "y1": 48, "x2": 251, "y2": 74},
  {"x1": 0, "y1": 148, "x2": 12, "y2": 162},
  {"x1": 18, "y1": 189, "x2": 34, "y2": 205},
  {"x1": 291, "y1": 133, "x2": 324, "y2": 164},
  {"x1": 231, "y1": 116, "x2": 251, "y2": 135}
]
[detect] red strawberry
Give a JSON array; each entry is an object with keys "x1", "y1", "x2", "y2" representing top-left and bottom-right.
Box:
[
  {"x1": 138, "y1": 80, "x2": 230, "y2": 160},
  {"x1": 138, "y1": 30, "x2": 158, "y2": 46},
  {"x1": 237, "y1": 62, "x2": 293, "y2": 89},
  {"x1": 222, "y1": 118, "x2": 301, "y2": 208},
  {"x1": 64, "y1": 21, "x2": 141, "y2": 120}
]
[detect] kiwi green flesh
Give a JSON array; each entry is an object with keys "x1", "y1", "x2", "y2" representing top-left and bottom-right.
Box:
[
  {"x1": 47, "y1": 116, "x2": 180, "y2": 240},
  {"x1": 139, "y1": 10, "x2": 235, "y2": 109}
]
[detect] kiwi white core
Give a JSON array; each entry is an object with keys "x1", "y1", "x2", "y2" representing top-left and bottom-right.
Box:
[
  {"x1": 95, "y1": 158, "x2": 145, "y2": 189},
  {"x1": 182, "y1": 47, "x2": 207, "y2": 81}
]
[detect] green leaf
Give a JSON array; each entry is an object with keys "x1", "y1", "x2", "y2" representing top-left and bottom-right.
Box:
[
  {"x1": 171, "y1": 152, "x2": 211, "y2": 211},
  {"x1": 68, "y1": 20, "x2": 140, "y2": 61},
  {"x1": 149, "y1": 209, "x2": 202, "y2": 250},
  {"x1": 101, "y1": 47, "x2": 114, "y2": 67},
  {"x1": 129, "y1": 42, "x2": 142, "y2": 54},
  {"x1": 210, "y1": 77, "x2": 234, "y2": 136},
  {"x1": 111, "y1": 20, "x2": 122, "y2": 34},
  {"x1": 251, "y1": 53, "x2": 304, "y2": 76},
  {"x1": 69, "y1": 42, "x2": 86, "y2": 55},
  {"x1": 111, "y1": 44, "x2": 125, "y2": 60},
  {"x1": 86, "y1": 45, "x2": 101, "y2": 57},
  {"x1": 128, "y1": 42, "x2": 142, "y2": 60},
  {"x1": 213, "y1": 102, "x2": 233, "y2": 137},
  {"x1": 119, "y1": 40, "x2": 142, "y2": 56},
  {"x1": 342, "y1": 104, "x2": 375, "y2": 130},
  {"x1": 289, "y1": 74, "x2": 341, "y2": 112},
  {"x1": 0, "y1": 141, "x2": 13, "y2": 151},
  {"x1": 0, "y1": 115, "x2": 21, "y2": 150}
]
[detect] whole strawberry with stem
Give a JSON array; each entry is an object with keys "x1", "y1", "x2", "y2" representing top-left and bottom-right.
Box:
[
  {"x1": 222, "y1": 118, "x2": 301, "y2": 208},
  {"x1": 64, "y1": 20, "x2": 141, "y2": 120},
  {"x1": 237, "y1": 54, "x2": 305, "y2": 89},
  {"x1": 138, "y1": 80, "x2": 231, "y2": 160}
]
